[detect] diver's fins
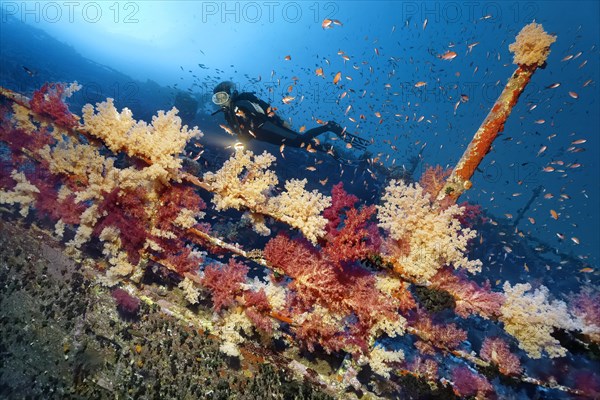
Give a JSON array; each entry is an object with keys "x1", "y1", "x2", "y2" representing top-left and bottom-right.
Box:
[
  {"x1": 326, "y1": 122, "x2": 370, "y2": 151},
  {"x1": 338, "y1": 131, "x2": 370, "y2": 150}
]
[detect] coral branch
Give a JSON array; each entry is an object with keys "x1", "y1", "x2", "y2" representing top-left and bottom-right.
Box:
[{"x1": 436, "y1": 23, "x2": 556, "y2": 204}]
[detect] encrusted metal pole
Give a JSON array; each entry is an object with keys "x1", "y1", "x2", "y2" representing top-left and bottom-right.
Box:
[{"x1": 437, "y1": 23, "x2": 556, "y2": 205}]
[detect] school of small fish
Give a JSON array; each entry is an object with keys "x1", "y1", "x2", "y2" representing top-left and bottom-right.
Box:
[{"x1": 174, "y1": 14, "x2": 597, "y2": 273}]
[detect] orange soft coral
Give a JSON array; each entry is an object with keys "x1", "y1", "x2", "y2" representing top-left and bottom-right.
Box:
[
  {"x1": 419, "y1": 165, "x2": 452, "y2": 201},
  {"x1": 509, "y1": 22, "x2": 556, "y2": 66}
]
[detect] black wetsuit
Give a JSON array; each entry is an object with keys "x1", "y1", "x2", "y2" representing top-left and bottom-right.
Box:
[{"x1": 221, "y1": 92, "x2": 343, "y2": 150}]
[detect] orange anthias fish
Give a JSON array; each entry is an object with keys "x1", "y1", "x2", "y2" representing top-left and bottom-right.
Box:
[
  {"x1": 315, "y1": 67, "x2": 324, "y2": 77},
  {"x1": 322, "y1": 19, "x2": 342, "y2": 29},
  {"x1": 333, "y1": 71, "x2": 342, "y2": 85},
  {"x1": 439, "y1": 51, "x2": 457, "y2": 61},
  {"x1": 219, "y1": 124, "x2": 234, "y2": 135}
]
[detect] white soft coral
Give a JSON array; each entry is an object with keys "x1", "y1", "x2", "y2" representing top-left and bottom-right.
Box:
[{"x1": 377, "y1": 180, "x2": 481, "y2": 283}]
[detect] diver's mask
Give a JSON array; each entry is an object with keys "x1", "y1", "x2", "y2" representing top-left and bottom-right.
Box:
[{"x1": 212, "y1": 91, "x2": 230, "y2": 107}]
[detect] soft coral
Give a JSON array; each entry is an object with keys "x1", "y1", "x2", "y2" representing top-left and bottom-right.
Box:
[
  {"x1": 29, "y1": 83, "x2": 79, "y2": 129},
  {"x1": 323, "y1": 205, "x2": 380, "y2": 265},
  {"x1": 202, "y1": 258, "x2": 249, "y2": 312},
  {"x1": 323, "y1": 182, "x2": 358, "y2": 235},
  {"x1": 322, "y1": 182, "x2": 381, "y2": 266},
  {"x1": 94, "y1": 187, "x2": 149, "y2": 265}
]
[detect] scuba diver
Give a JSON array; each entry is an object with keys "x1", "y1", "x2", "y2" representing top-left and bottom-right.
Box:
[{"x1": 211, "y1": 81, "x2": 370, "y2": 160}]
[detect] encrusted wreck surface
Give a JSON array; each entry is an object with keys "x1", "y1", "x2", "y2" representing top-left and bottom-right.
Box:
[{"x1": 0, "y1": 219, "x2": 332, "y2": 399}]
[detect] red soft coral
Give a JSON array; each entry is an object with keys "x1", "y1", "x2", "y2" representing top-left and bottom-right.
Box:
[
  {"x1": 430, "y1": 268, "x2": 505, "y2": 319},
  {"x1": 151, "y1": 184, "x2": 206, "y2": 274},
  {"x1": 27, "y1": 169, "x2": 86, "y2": 226},
  {"x1": 29, "y1": 83, "x2": 79, "y2": 129},
  {"x1": 323, "y1": 204, "x2": 381, "y2": 265},
  {"x1": 457, "y1": 201, "x2": 487, "y2": 227},
  {"x1": 408, "y1": 356, "x2": 439, "y2": 381},
  {"x1": 293, "y1": 310, "x2": 346, "y2": 354},
  {"x1": 243, "y1": 289, "x2": 273, "y2": 333},
  {"x1": 264, "y1": 234, "x2": 345, "y2": 308},
  {"x1": 409, "y1": 356, "x2": 439, "y2": 381},
  {"x1": 410, "y1": 309, "x2": 467, "y2": 350},
  {"x1": 570, "y1": 289, "x2": 600, "y2": 330},
  {"x1": 323, "y1": 182, "x2": 358, "y2": 235},
  {"x1": 156, "y1": 184, "x2": 205, "y2": 232},
  {"x1": 340, "y1": 267, "x2": 398, "y2": 329},
  {"x1": 0, "y1": 161, "x2": 16, "y2": 189},
  {"x1": 265, "y1": 234, "x2": 401, "y2": 354},
  {"x1": 202, "y1": 258, "x2": 249, "y2": 312},
  {"x1": 93, "y1": 187, "x2": 149, "y2": 265},
  {"x1": 451, "y1": 366, "x2": 494, "y2": 398},
  {"x1": 419, "y1": 165, "x2": 452, "y2": 201},
  {"x1": 159, "y1": 245, "x2": 202, "y2": 275},
  {"x1": 0, "y1": 118, "x2": 55, "y2": 155},
  {"x1": 321, "y1": 182, "x2": 382, "y2": 266},
  {"x1": 480, "y1": 337, "x2": 523, "y2": 376}
]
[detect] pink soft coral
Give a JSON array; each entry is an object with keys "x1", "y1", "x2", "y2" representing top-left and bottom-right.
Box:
[
  {"x1": 265, "y1": 234, "x2": 345, "y2": 308},
  {"x1": 264, "y1": 234, "x2": 401, "y2": 354},
  {"x1": 29, "y1": 83, "x2": 79, "y2": 129},
  {"x1": 570, "y1": 289, "x2": 600, "y2": 329},
  {"x1": 323, "y1": 205, "x2": 381, "y2": 265},
  {"x1": 451, "y1": 365, "x2": 494, "y2": 398},
  {"x1": 430, "y1": 268, "x2": 505, "y2": 319},
  {"x1": 570, "y1": 288, "x2": 600, "y2": 343},
  {"x1": 480, "y1": 337, "x2": 523, "y2": 376},
  {"x1": 410, "y1": 309, "x2": 467, "y2": 350},
  {"x1": 243, "y1": 289, "x2": 273, "y2": 333},
  {"x1": 457, "y1": 201, "x2": 487, "y2": 227},
  {"x1": 27, "y1": 170, "x2": 85, "y2": 225},
  {"x1": 156, "y1": 184, "x2": 205, "y2": 231},
  {"x1": 152, "y1": 184, "x2": 206, "y2": 274},
  {"x1": 322, "y1": 182, "x2": 382, "y2": 265},
  {"x1": 409, "y1": 356, "x2": 439, "y2": 381},
  {"x1": 323, "y1": 182, "x2": 358, "y2": 235},
  {"x1": 94, "y1": 187, "x2": 149, "y2": 265},
  {"x1": 160, "y1": 246, "x2": 202, "y2": 275},
  {"x1": 419, "y1": 165, "x2": 452, "y2": 201},
  {"x1": 293, "y1": 310, "x2": 346, "y2": 354},
  {"x1": 0, "y1": 112, "x2": 55, "y2": 155},
  {"x1": 202, "y1": 258, "x2": 249, "y2": 312}
]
